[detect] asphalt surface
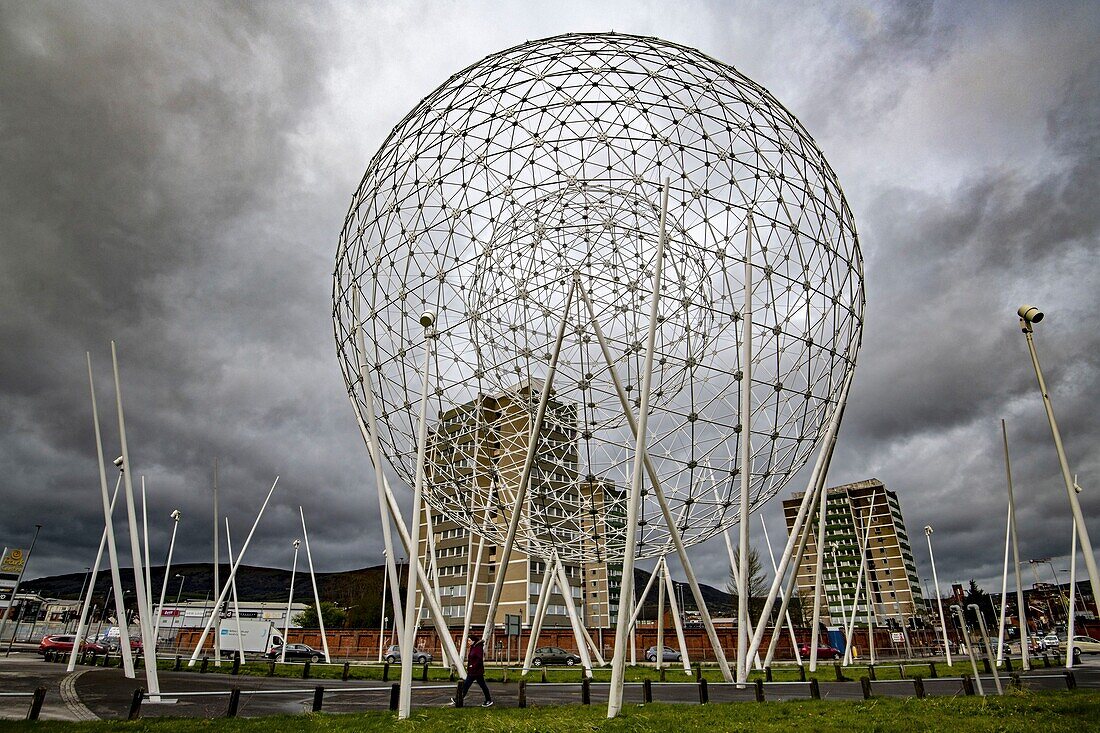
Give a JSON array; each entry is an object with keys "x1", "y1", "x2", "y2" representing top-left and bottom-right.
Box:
[{"x1": 0, "y1": 651, "x2": 1097, "y2": 721}]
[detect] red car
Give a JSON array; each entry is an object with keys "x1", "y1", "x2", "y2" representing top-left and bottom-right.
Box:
[
  {"x1": 799, "y1": 643, "x2": 841, "y2": 660},
  {"x1": 38, "y1": 634, "x2": 106, "y2": 656}
]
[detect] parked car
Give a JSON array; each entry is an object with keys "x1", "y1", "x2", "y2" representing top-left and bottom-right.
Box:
[
  {"x1": 645, "y1": 645, "x2": 682, "y2": 662},
  {"x1": 530, "y1": 646, "x2": 582, "y2": 666},
  {"x1": 267, "y1": 643, "x2": 322, "y2": 662},
  {"x1": 799, "y1": 643, "x2": 841, "y2": 660},
  {"x1": 1068, "y1": 635, "x2": 1100, "y2": 656},
  {"x1": 38, "y1": 635, "x2": 106, "y2": 657},
  {"x1": 93, "y1": 633, "x2": 143, "y2": 654},
  {"x1": 1041, "y1": 633, "x2": 1061, "y2": 649},
  {"x1": 383, "y1": 644, "x2": 432, "y2": 664}
]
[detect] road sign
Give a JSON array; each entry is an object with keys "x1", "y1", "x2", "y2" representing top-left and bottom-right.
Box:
[{"x1": 505, "y1": 614, "x2": 521, "y2": 637}]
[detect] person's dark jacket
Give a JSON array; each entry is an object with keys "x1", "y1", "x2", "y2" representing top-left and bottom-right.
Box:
[{"x1": 467, "y1": 640, "x2": 485, "y2": 676}]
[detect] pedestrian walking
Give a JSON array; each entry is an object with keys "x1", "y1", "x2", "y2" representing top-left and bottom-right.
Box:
[{"x1": 451, "y1": 637, "x2": 493, "y2": 707}]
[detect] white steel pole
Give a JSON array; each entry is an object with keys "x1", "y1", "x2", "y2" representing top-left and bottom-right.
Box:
[
  {"x1": 1067, "y1": 518, "x2": 1078, "y2": 668},
  {"x1": 299, "y1": 507, "x2": 331, "y2": 664},
  {"x1": 351, "y1": 311, "x2": 407, "y2": 646},
  {"x1": 970, "y1": 604, "x2": 1003, "y2": 695},
  {"x1": 1020, "y1": 314, "x2": 1100, "y2": 638},
  {"x1": 996, "y1": 502, "x2": 1011, "y2": 665},
  {"x1": 842, "y1": 505, "x2": 875, "y2": 666},
  {"x1": 830, "y1": 551, "x2": 851, "y2": 653},
  {"x1": 67, "y1": 473, "x2": 122, "y2": 672},
  {"x1": 717, "y1": 512, "x2": 763, "y2": 669},
  {"x1": 924, "y1": 526, "x2": 953, "y2": 666},
  {"x1": 398, "y1": 313, "x2": 436, "y2": 720},
  {"x1": 625, "y1": 562, "x2": 664, "y2": 632},
  {"x1": 154, "y1": 510, "x2": 181, "y2": 650},
  {"x1": 141, "y1": 478, "x2": 152, "y2": 615},
  {"x1": 379, "y1": 549, "x2": 388, "y2": 662},
  {"x1": 655, "y1": 560, "x2": 665, "y2": 673},
  {"x1": 188, "y1": 477, "x2": 279, "y2": 666},
  {"x1": 419, "y1": 501, "x2": 445, "y2": 667},
  {"x1": 213, "y1": 459, "x2": 221, "y2": 665},
  {"x1": 1001, "y1": 420, "x2": 1029, "y2": 671},
  {"x1": 457, "y1": 427, "x2": 490, "y2": 664},
  {"x1": 808, "y1": 472, "x2": 830, "y2": 672},
  {"x1": 750, "y1": 368, "x2": 854, "y2": 666},
  {"x1": 609, "y1": 178, "x2": 672, "y2": 719},
  {"x1": 282, "y1": 540, "x2": 300, "y2": 664},
  {"x1": 224, "y1": 519, "x2": 244, "y2": 663},
  {"x1": 480, "y1": 282, "x2": 576, "y2": 642},
  {"x1": 661, "y1": 563, "x2": 692, "y2": 674},
  {"x1": 736, "y1": 216, "x2": 753, "y2": 683},
  {"x1": 553, "y1": 554, "x2": 594, "y2": 677},
  {"x1": 761, "y1": 517, "x2": 802, "y2": 666},
  {"x1": 953, "y1": 605, "x2": 984, "y2": 697},
  {"x1": 521, "y1": 562, "x2": 557, "y2": 674}
]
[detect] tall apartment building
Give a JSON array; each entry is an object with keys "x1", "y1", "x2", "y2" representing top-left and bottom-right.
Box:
[
  {"x1": 416, "y1": 382, "x2": 622, "y2": 629},
  {"x1": 782, "y1": 478, "x2": 923, "y2": 628}
]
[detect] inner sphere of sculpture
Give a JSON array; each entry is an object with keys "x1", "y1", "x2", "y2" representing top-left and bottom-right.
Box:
[{"x1": 334, "y1": 32, "x2": 864, "y2": 565}]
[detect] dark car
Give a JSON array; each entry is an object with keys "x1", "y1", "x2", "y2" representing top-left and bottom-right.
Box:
[
  {"x1": 645, "y1": 645, "x2": 682, "y2": 662},
  {"x1": 268, "y1": 643, "x2": 322, "y2": 662},
  {"x1": 799, "y1": 643, "x2": 841, "y2": 660},
  {"x1": 531, "y1": 646, "x2": 582, "y2": 666},
  {"x1": 38, "y1": 634, "x2": 106, "y2": 657}
]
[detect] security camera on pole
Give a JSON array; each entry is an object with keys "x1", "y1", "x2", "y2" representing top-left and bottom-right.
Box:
[{"x1": 1017, "y1": 305, "x2": 1100, "y2": 635}]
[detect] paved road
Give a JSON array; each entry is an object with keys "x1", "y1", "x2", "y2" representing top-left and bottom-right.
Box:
[{"x1": 1, "y1": 652, "x2": 1097, "y2": 721}]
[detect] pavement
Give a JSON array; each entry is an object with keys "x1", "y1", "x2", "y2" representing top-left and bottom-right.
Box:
[{"x1": 0, "y1": 651, "x2": 1097, "y2": 721}]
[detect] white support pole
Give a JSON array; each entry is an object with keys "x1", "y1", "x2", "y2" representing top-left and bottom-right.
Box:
[
  {"x1": 299, "y1": 507, "x2": 331, "y2": 664},
  {"x1": 924, "y1": 526, "x2": 953, "y2": 666},
  {"x1": 398, "y1": 314, "x2": 435, "y2": 721},
  {"x1": 553, "y1": 553, "x2": 594, "y2": 678},
  {"x1": 970, "y1": 604, "x2": 1003, "y2": 696},
  {"x1": 1067, "y1": 518, "x2": 1078, "y2": 668},
  {"x1": 213, "y1": 459, "x2": 221, "y2": 666},
  {"x1": 629, "y1": 592, "x2": 637, "y2": 667},
  {"x1": 655, "y1": 560, "x2": 665, "y2": 672},
  {"x1": 716, "y1": 512, "x2": 762, "y2": 670},
  {"x1": 458, "y1": 422, "x2": 490, "y2": 663},
  {"x1": 736, "y1": 215, "x2": 753, "y2": 683},
  {"x1": 625, "y1": 562, "x2": 664, "y2": 632},
  {"x1": 660, "y1": 562, "x2": 692, "y2": 674},
  {"x1": 1021, "y1": 317, "x2": 1100, "y2": 626},
  {"x1": 224, "y1": 519, "x2": 244, "y2": 663},
  {"x1": 67, "y1": 473, "x2": 123, "y2": 672},
  {"x1": 141, "y1": 478, "x2": 152, "y2": 615},
  {"x1": 480, "y1": 281, "x2": 577, "y2": 642},
  {"x1": 761, "y1": 517, "x2": 802, "y2": 666},
  {"x1": 1001, "y1": 420, "x2": 1029, "y2": 671},
  {"x1": 282, "y1": 540, "x2": 300, "y2": 664},
  {"x1": 842, "y1": 505, "x2": 875, "y2": 666},
  {"x1": 419, "y1": 501, "x2": 446, "y2": 668},
  {"x1": 521, "y1": 562, "x2": 557, "y2": 674},
  {"x1": 830, "y1": 551, "x2": 851, "y2": 654},
  {"x1": 579, "y1": 270, "x2": 734, "y2": 687},
  {"x1": 188, "y1": 477, "x2": 279, "y2": 666},
  {"x1": 351, "y1": 308, "x2": 406, "y2": 647},
  {"x1": 85, "y1": 353, "x2": 134, "y2": 678},
  {"x1": 110, "y1": 343, "x2": 159, "y2": 696},
  {"x1": 808, "y1": 467, "x2": 831, "y2": 672},
  {"x1": 953, "y1": 605, "x2": 985, "y2": 697},
  {"x1": 996, "y1": 502, "x2": 1011, "y2": 665},
  {"x1": 379, "y1": 549, "x2": 388, "y2": 662},
  {"x1": 154, "y1": 510, "x2": 181, "y2": 650},
  {"x1": 750, "y1": 368, "x2": 853, "y2": 666}
]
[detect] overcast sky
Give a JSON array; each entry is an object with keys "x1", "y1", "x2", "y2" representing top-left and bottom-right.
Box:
[{"x1": 1, "y1": 1, "x2": 1098, "y2": 601}]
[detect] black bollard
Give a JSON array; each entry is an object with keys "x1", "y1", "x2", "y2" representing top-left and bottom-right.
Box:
[
  {"x1": 540, "y1": 667, "x2": 548, "y2": 683},
  {"x1": 868, "y1": 664, "x2": 876, "y2": 681},
  {"x1": 695, "y1": 663, "x2": 703, "y2": 682},
  {"x1": 101, "y1": 653, "x2": 110, "y2": 668},
  {"x1": 765, "y1": 665, "x2": 773, "y2": 682},
  {"x1": 1004, "y1": 654, "x2": 1014, "y2": 672},
  {"x1": 698, "y1": 678, "x2": 709, "y2": 704},
  {"x1": 127, "y1": 688, "x2": 144, "y2": 721},
  {"x1": 834, "y1": 662, "x2": 847, "y2": 682},
  {"x1": 1066, "y1": 671, "x2": 1077, "y2": 690},
  {"x1": 232, "y1": 653, "x2": 241, "y2": 676},
  {"x1": 659, "y1": 666, "x2": 666, "y2": 682},
  {"x1": 342, "y1": 661, "x2": 351, "y2": 681},
  {"x1": 1010, "y1": 672, "x2": 1021, "y2": 691},
  {"x1": 962, "y1": 674, "x2": 975, "y2": 696},
  {"x1": 913, "y1": 676, "x2": 925, "y2": 699},
  {"x1": 303, "y1": 660, "x2": 311, "y2": 679},
  {"x1": 226, "y1": 687, "x2": 241, "y2": 718},
  {"x1": 200, "y1": 656, "x2": 209, "y2": 674},
  {"x1": 518, "y1": 680, "x2": 527, "y2": 708},
  {"x1": 268, "y1": 659, "x2": 276, "y2": 677},
  {"x1": 383, "y1": 661, "x2": 390, "y2": 681},
  {"x1": 754, "y1": 678, "x2": 765, "y2": 702},
  {"x1": 27, "y1": 687, "x2": 47, "y2": 721},
  {"x1": 809, "y1": 678, "x2": 820, "y2": 700},
  {"x1": 982, "y1": 657, "x2": 992, "y2": 674},
  {"x1": 929, "y1": 662, "x2": 938, "y2": 679},
  {"x1": 421, "y1": 662, "x2": 428, "y2": 682},
  {"x1": 582, "y1": 677, "x2": 591, "y2": 705},
  {"x1": 454, "y1": 681, "x2": 464, "y2": 707},
  {"x1": 798, "y1": 664, "x2": 806, "y2": 682},
  {"x1": 174, "y1": 655, "x2": 182, "y2": 671},
  {"x1": 312, "y1": 685, "x2": 325, "y2": 712},
  {"x1": 1043, "y1": 654, "x2": 1051, "y2": 669},
  {"x1": 643, "y1": 679, "x2": 652, "y2": 703},
  {"x1": 389, "y1": 682, "x2": 399, "y2": 711},
  {"x1": 88, "y1": 651, "x2": 98, "y2": 666},
  {"x1": 860, "y1": 676, "x2": 872, "y2": 700}
]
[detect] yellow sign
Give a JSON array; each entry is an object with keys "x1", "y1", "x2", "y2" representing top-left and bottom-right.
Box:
[{"x1": 0, "y1": 548, "x2": 27, "y2": 575}]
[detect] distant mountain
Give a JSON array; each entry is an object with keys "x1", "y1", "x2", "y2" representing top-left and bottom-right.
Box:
[{"x1": 632, "y1": 568, "x2": 733, "y2": 619}]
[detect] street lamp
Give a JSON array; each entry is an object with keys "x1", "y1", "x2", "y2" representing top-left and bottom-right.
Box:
[
  {"x1": 154, "y1": 509, "x2": 182, "y2": 648},
  {"x1": 1018, "y1": 305, "x2": 1100, "y2": 630},
  {"x1": 924, "y1": 526, "x2": 953, "y2": 665},
  {"x1": 281, "y1": 539, "x2": 301, "y2": 664}
]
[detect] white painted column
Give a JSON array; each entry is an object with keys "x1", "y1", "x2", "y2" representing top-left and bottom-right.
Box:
[{"x1": 300, "y1": 507, "x2": 331, "y2": 663}]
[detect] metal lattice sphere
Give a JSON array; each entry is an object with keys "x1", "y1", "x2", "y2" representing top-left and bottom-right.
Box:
[{"x1": 334, "y1": 32, "x2": 864, "y2": 564}]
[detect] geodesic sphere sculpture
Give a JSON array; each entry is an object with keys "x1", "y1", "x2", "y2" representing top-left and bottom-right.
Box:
[{"x1": 334, "y1": 32, "x2": 864, "y2": 564}]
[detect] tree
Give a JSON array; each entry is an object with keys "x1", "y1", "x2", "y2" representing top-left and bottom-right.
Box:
[
  {"x1": 725, "y1": 547, "x2": 767, "y2": 618},
  {"x1": 962, "y1": 579, "x2": 997, "y2": 628},
  {"x1": 293, "y1": 601, "x2": 346, "y2": 629}
]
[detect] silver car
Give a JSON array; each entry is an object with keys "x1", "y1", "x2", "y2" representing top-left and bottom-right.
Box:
[
  {"x1": 645, "y1": 645, "x2": 682, "y2": 662},
  {"x1": 383, "y1": 644, "x2": 432, "y2": 664}
]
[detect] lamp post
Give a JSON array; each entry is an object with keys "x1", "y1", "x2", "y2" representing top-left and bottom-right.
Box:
[
  {"x1": 72, "y1": 567, "x2": 92, "y2": 633},
  {"x1": 282, "y1": 540, "x2": 300, "y2": 664},
  {"x1": 1018, "y1": 305, "x2": 1100, "y2": 628},
  {"x1": 924, "y1": 526, "x2": 953, "y2": 666},
  {"x1": 154, "y1": 510, "x2": 182, "y2": 648}
]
